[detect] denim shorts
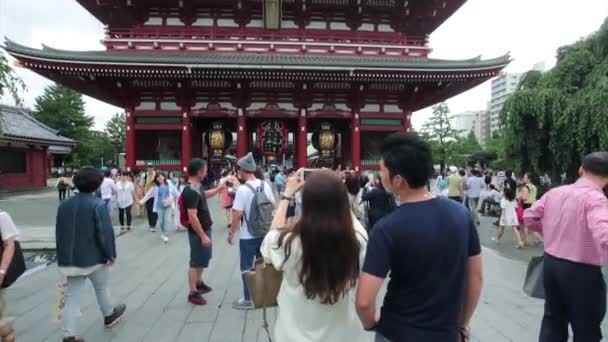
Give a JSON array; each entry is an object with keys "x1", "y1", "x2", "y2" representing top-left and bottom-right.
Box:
[{"x1": 188, "y1": 228, "x2": 212, "y2": 268}]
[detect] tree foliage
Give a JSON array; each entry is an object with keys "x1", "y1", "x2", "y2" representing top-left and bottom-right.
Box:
[
  {"x1": 421, "y1": 103, "x2": 460, "y2": 172},
  {"x1": 33, "y1": 84, "x2": 114, "y2": 167},
  {"x1": 449, "y1": 130, "x2": 482, "y2": 167},
  {"x1": 105, "y1": 112, "x2": 126, "y2": 160},
  {"x1": 0, "y1": 54, "x2": 25, "y2": 107},
  {"x1": 502, "y1": 18, "x2": 608, "y2": 181}
]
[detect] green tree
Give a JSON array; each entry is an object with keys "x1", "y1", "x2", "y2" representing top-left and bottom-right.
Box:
[
  {"x1": 0, "y1": 54, "x2": 25, "y2": 107},
  {"x1": 105, "y1": 112, "x2": 126, "y2": 163},
  {"x1": 421, "y1": 103, "x2": 459, "y2": 172},
  {"x1": 84, "y1": 131, "x2": 115, "y2": 167},
  {"x1": 485, "y1": 132, "x2": 507, "y2": 169},
  {"x1": 451, "y1": 130, "x2": 482, "y2": 166},
  {"x1": 502, "y1": 18, "x2": 608, "y2": 182},
  {"x1": 34, "y1": 84, "x2": 95, "y2": 165}
]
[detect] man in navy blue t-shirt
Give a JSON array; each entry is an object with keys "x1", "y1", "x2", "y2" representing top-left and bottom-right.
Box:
[{"x1": 356, "y1": 133, "x2": 483, "y2": 342}]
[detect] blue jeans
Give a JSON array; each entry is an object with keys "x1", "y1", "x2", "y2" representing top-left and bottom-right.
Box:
[
  {"x1": 239, "y1": 237, "x2": 264, "y2": 301},
  {"x1": 103, "y1": 198, "x2": 111, "y2": 214},
  {"x1": 157, "y1": 206, "x2": 172, "y2": 235},
  {"x1": 63, "y1": 266, "x2": 114, "y2": 337}
]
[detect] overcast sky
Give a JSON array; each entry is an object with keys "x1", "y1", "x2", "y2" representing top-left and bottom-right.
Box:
[{"x1": 1, "y1": 0, "x2": 607, "y2": 130}]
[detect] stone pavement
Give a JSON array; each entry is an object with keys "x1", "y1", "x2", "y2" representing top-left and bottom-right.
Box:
[{"x1": 2, "y1": 194, "x2": 607, "y2": 341}]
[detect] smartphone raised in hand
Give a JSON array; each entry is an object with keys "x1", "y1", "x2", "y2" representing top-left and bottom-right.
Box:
[{"x1": 301, "y1": 168, "x2": 315, "y2": 181}]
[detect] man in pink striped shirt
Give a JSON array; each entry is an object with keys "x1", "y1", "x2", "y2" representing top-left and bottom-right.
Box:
[{"x1": 524, "y1": 152, "x2": 608, "y2": 342}]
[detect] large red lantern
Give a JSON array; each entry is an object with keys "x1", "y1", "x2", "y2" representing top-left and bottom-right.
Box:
[{"x1": 258, "y1": 120, "x2": 287, "y2": 161}]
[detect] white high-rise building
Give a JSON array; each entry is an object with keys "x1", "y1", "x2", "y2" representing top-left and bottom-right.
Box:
[
  {"x1": 474, "y1": 109, "x2": 490, "y2": 146},
  {"x1": 489, "y1": 73, "x2": 522, "y2": 133},
  {"x1": 451, "y1": 110, "x2": 486, "y2": 144}
]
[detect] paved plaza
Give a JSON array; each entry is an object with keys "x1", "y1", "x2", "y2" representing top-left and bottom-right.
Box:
[{"x1": 0, "y1": 187, "x2": 606, "y2": 341}]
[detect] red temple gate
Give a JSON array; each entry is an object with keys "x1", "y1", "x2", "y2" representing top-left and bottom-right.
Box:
[{"x1": 4, "y1": 0, "x2": 509, "y2": 173}]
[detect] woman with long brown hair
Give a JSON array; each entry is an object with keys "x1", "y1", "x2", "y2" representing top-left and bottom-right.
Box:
[{"x1": 261, "y1": 169, "x2": 368, "y2": 342}]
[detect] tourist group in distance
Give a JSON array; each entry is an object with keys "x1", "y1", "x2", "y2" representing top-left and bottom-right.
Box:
[{"x1": 1, "y1": 132, "x2": 607, "y2": 342}]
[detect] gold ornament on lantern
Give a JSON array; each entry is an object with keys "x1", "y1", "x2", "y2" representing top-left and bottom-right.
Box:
[
  {"x1": 207, "y1": 121, "x2": 232, "y2": 158},
  {"x1": 312, "y1": 122, "x2": 337, "y2": 159}
]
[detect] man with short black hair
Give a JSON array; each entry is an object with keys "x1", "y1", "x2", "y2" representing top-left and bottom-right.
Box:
[
  {"x1": 524, "y1": 152, "x2": 608, "y2": 342},
  {"x1": 504, "y1": 169, "x2": 517, "y2": 193},
  {"x1": 356, "y1": 132, "x2": 482, "y2": 342},
  {"x1": 182, "y1": 158, "x2": 224, "y2": 306}
]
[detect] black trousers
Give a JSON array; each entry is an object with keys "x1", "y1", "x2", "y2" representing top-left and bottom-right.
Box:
[
  {"x1": 540, "y1": 253, "x2": 606, "y2": 342},
  {"x1": 145, "y1": 198, "x2": 157, "y2": 227},
  {"x1": 118, "y1": 205, "x2": 132, "y2": 227},
  {"x1": 58, "y1": 189, "x2": 67, "y2": 201}
]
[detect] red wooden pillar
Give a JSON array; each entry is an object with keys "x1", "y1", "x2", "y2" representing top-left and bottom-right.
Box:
[
  {"x1": 297, "y1": 109, "x2": 308, "y2": 168},
  {"x1": 236, "y1": 108, "x2": 248, "y2": 158},
  {"x1": 351, "y1": 111, "x2": 361, "y2": 173},
  {"x1": 403, "y1": 111, "x2": 412, "y2": 132},
  {"x1": 181, "y1": 107, "x2": 192, "y2": 173},
  {"x1": 125, "y1": 106, "x2": 136, "y2": 171}
]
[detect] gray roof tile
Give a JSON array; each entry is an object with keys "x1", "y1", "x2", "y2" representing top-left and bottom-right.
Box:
[
  {"x1": 0, "y1": 104, "x2": 75, "y2": 146},
  {"x1": 3, "y1": 39, "x2": 511, "y2": 72}
]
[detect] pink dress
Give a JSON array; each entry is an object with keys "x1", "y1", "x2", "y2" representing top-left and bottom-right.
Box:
[{"x1": 220, "y1": 177, "x2": 235, "y2": 209}]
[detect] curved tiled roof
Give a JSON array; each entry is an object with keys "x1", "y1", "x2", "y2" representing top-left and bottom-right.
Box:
[
  {"x1": 3, "y1": 39, "x2": 511, "y2": 73},
  {"x1": 0, "y1": 104, "x2": 75, "y2": 146}
]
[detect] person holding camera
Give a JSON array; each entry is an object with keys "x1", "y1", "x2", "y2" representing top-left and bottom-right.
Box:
[
  {"x1": 219, "y1": 170, "x2": 238, "y2": 228},
  {"x1": 260, "y1": 169, "x2": 369, "y2": 342}
]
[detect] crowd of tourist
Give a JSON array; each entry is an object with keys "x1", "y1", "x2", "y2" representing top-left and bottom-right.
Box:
[
  {"x1": 0, "y1": 132, "x2": 607, "y2": 342},
  {"x1": 435, "y1": 166, "x2": 547, "y2": 249}
]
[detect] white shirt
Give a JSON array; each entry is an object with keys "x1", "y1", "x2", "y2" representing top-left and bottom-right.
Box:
[
  {"x1": 100, "y1": 178, "x2": 115, "y2": 200},
  {"x1": 113, "y1": 181, "x2": 135, "y2": 209},
  {"x1": 466, "y1": 176, "x2": 484, "y2": 198},
  {"x1": 488, "y1": 189, "x2": 502, "y2": 202},
  {"x1": 260, "y1": 218, "x2": 369, "y2": 342},
  {"x1": 0, "y1": 211, "x2": 19, "y2": 241},
  {"x1": 232, "y1": 179, "x2": 275, "y2": 240}
]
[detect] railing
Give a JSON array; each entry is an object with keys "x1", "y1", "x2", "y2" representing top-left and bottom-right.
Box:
[
  {"x1": 137, "y1": 160, "x2": 182, "y2": 166},
  {"x1": 105, "y1": 26, "x2": 428, "y2": 46},
  {"x1": 360, "y1": 118, "x2": 403, "y2": 126},
  {"x1": 361, "y1": 159, "x2": 380, "y2": 166},
  {"x1": 135, "y1": 117, "x2": 182, "y2": 125}
]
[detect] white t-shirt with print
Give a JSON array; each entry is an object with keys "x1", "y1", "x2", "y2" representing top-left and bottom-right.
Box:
[
  {"x1": 0, "y1": 211, "x2": 19, "y2": 241},
  {"x1": 232, "y1": 179, "x2": 276, "y2": 240}
]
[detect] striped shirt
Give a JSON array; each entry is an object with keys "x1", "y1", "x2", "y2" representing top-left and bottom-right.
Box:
[{"x1": 524, "y1": 178, "x2": 608, "y2": 266}]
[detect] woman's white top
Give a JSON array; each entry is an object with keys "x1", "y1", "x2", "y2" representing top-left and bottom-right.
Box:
[
  {"x1": 139, "y1": 183, "x2": 180, "y2": 213},
  {"x1": 260, "y1": 217, "x2": 369, "y2": 342},
  {"x1": 113, "y1": 181, "x2": 135, "y2": 209}
]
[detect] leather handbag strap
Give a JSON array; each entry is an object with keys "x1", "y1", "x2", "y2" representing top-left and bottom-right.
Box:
[{"x1": 261, "y1": 263, "x2": 272, "y2": 342}]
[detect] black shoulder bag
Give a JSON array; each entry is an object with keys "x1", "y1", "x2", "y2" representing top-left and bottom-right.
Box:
[{"x1": 0, "y1": 231, "x2": 26, "y2": 288}]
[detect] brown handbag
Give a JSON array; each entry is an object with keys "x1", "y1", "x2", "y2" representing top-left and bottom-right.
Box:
[{"x1": 244, "y1": 257, "x2": 283, "y2": 342}]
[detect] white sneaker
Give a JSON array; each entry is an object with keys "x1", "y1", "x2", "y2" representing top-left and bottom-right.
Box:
[
  {"x1": 232, "y1": 298, "x2": 254, "y2": 310},
  {"x1": 161, "y1": 234, "x2": 169, "y2": 243},
  {"x1": 149, "y1": 227, "x2": 156, "y2": 232}
]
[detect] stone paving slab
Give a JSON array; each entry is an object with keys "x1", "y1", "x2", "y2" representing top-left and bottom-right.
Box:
[{"x1": 3, "y1": 197, "x2": 607, "y2": 341}]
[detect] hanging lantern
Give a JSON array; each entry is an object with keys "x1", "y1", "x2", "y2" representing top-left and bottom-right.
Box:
[
  {"x1": 206, "y1": 121, "x2": 233, "y2": 158},
  {"x1": 312, "y1": 122, "x2": 337, "y2": 158},
  {"x1": 258, "y1": 120, "x2": 287, "y2": 161}
]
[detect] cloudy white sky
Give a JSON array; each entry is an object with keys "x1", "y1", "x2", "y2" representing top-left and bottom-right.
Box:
[{"x1": 1, "y1": 0, "x2": 607, "y2": 130}]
